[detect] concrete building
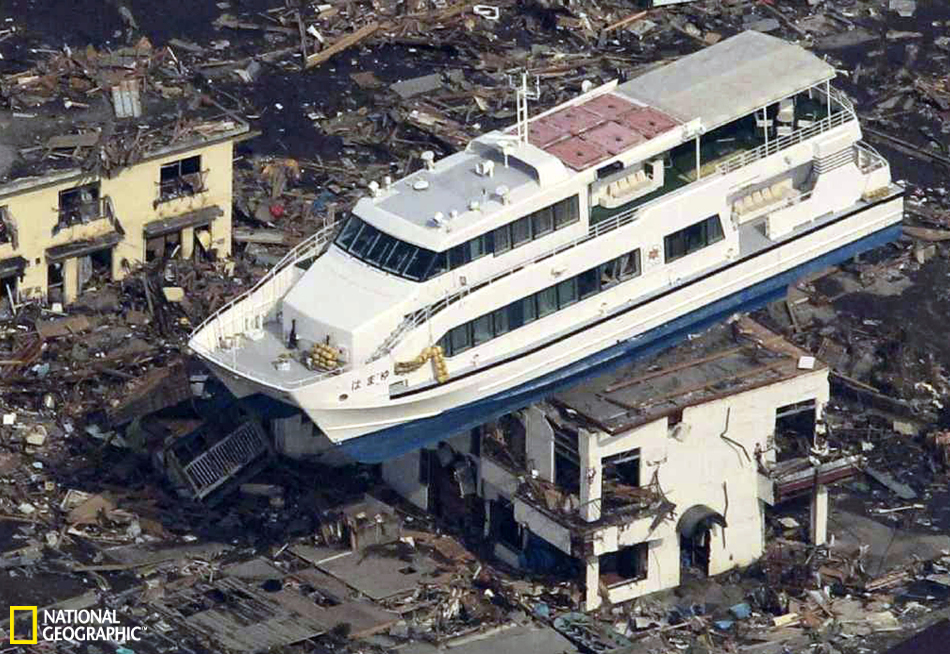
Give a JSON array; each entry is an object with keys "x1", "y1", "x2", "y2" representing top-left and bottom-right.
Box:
[
  {"x1": 0, "y1": 44, "x2": 249, "y2": 306},
  {"x1": 382, "y1": 317, "x2": 859, "y2": 610}
]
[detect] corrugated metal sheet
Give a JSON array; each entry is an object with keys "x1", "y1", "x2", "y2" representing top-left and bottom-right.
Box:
[{"x1": 112, "y1": 79, "x2": 141, "y2": 118}]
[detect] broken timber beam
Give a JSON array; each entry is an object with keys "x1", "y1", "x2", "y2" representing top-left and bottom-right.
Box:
[
  {"x1": 603, "y1": 10, "x2": 648, "y2": 34},
  {"x1": 305, "y1": 22, "x2": 379, "y2": 70}
]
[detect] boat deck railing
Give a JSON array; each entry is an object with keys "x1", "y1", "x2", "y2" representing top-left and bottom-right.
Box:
[
  {"x1": 855, "y1": 141, "x2": 888, "y2": 174},
  {"x1": 717, "y1": 88, "x2": 857, "y2": 175},
  {"x1": 189, "y1": 221, "x2": 337, "y2": 360}
]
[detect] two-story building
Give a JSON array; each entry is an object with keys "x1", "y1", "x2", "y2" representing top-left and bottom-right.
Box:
[
  {"x1": 0, "y1": 43, "x2": 249, "y2": 306},
  {"x1": 380, "y1": 317, "x2": 860, "y2": 610}
]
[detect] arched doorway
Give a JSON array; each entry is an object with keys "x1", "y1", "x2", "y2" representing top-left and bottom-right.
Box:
[{"x1": 678, "y1": 505, "x2": 726, "y2": 577}]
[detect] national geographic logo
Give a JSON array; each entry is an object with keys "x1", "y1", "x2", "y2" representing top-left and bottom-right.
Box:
[
  {"x1": 9, "y1": 607, "x2": 37, "y2": 644},
  {"x1": 9, "y1": 607, "x2": 145, "y2": 644}
]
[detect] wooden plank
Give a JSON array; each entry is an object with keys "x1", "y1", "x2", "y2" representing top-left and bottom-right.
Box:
[{"x1": 305, "y1": 22, "x2": 379, "y2": 70}]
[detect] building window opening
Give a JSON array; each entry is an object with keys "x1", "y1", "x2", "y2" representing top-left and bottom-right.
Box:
[
  {"x1": 47, "y1": 262, "x2": 64, "y2": 304},
  {"x1": 603, "y1": 449, "x2": 640, "y2": 488},
  {"x1": 86, "y1": 248, "x2": 113, "y2": 289},
  {"x1": 57, "y1": 184, "x2": 101, "y2": 231},
  {"x1": 0, "y1": 274, "x2": 16, "y2": 315},
  {"x1": 600, "y1": 542, "x2": 648, "y2": 587},
  {"x1": 554, "y1": 428, "x2": 580, "y2": 494},
  {"x1": 159, "y1": 155, "x2": 204, "y2": 202},
  {"x1": 774, "y1": 399, "x2": 817, "y2": 461},
  {"x1": 491, "y1": 499, "x2": 522, "y2": 550},
  {"x1": 0, "y1": 206, "x2": 13, "y2": 245},
  {"x1": 146, "y1": 231, "x2": 182, "y2": 263}
]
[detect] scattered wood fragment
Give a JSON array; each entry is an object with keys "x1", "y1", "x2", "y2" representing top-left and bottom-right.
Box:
[{"x1": 305, "y1": 22, "x2": 380, "y2": 70}]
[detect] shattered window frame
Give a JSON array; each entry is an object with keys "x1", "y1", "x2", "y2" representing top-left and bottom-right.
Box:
[
  {"x1": 158, "y1": 155, "x2": 206, "y2": 203},
  {"x1": 0, "y1": 206, "x2": 14, "y2": 246},
  {"x1": 55, "y1": 183, "x2": 102, "y2": 234}
]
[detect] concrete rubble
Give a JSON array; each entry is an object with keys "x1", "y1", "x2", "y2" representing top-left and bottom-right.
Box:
[{"x1": 2, "y1": 0, "x2": 950, "y2": 653}]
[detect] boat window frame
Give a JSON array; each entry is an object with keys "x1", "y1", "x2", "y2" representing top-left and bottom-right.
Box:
[{"x1": 436, "y1": 245, "x2": 642, "y2": 358}]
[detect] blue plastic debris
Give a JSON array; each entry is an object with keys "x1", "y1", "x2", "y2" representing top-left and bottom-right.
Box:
[
  {"x1": 729, "y1": 602, "x2": 752, "y2": 620},
  {"x1": 714, "y1": 620, "x2": 735, "y2": 631}
]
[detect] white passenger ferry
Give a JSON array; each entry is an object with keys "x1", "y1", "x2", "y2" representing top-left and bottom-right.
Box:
[{"x1": 190, "y1": 31, "x2": 903, "y2": 462}]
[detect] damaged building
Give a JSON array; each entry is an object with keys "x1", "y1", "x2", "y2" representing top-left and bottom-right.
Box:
[
  {"x1": 0, "y1": 42, "x2": 248, "y2": 306},
  {"x1": 382, "y1": 317, "x2": 858, "y2": 610}
]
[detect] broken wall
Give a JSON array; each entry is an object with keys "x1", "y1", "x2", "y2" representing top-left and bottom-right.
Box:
[{"x1": 581, "y1": 368, "x2": 829, "y2": 609}]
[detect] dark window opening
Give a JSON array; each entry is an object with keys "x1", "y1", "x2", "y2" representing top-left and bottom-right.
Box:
[
  {"x1": 492, "y1": 499, "x2": 522, "y2": 550},
  {"x1": 599, "y1": 542, "x2": 649, "y2": 587},
  {"x1": 664, "y1": 215, "x2": 725, "y2": 262},
  {"x1": 603, "y1": 449, "x2": 640, "y2": 487},
  {"x1": 78, "y1": 249, "x2": 113, "y2": 294},
  {"x1": 0, "y1": 274, "x2": 16, "y2": 313},
  {"x1": 47, "y1": 262, "x2": 64, "y2": 304},
  {"x1": 146, "y1": 231, "x2": 182, "y2": 263},
  {"x1": 0, "y1": 206, "x2": 13, "y2": 245},
  {"x1": 555, "y1": 451, "x2": 580, "y2": 495},
  {"x1": 57, "y1": 183, "x2": 101, "y2": 231},
  {"x1": 159, "y1": 155, "x2": 204, "y2": 202},
  {"x1": 775, "y1": 399, "x2": 817, "y2": 461}
]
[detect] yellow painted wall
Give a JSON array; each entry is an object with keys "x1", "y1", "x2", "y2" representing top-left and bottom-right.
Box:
[{"x1": 0, "y1": 137, "x2": 235, "y2": 301}]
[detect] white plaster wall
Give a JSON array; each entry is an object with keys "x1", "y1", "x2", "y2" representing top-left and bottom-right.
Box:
[
  {"x1": 524, "y1": 406, "x2": 555, "y2": 483},
  {"x1": 513, "y1": 498, "x2": 572, "y2": 555},
  {"x1": 580, "y1": 369, "x2": 828, "y2": 608},
  {"x1": 481, "y1": 457, "x2": 521, "y2": 499},
  {"x1": 382, "y1": 450, "x2": 428, "y2": 511}
]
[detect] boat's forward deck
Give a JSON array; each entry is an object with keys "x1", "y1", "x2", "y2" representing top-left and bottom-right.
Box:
[{"x1": 203, "y1": 321, "x2": 329, "y2": 389}]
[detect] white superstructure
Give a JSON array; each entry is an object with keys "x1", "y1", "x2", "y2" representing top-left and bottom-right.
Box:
[{"x1": 190, "y1": 32, "x2": 903, "y2": 462}]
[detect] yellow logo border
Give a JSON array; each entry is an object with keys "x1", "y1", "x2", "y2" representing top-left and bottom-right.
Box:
[{"x1": 10, "y1": 606, "x2": 38, "y2": 644}]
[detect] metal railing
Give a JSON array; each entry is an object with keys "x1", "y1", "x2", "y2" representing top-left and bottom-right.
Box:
[
  {"x1": 717, "y1": 87, "x2": 857, "y2": 175},
  {"x1": 181, "y1": 420, "x2": 270, "y2": 499},
  {"x1": 189, "y1": 222, "x2": 339, "y2": 387},
  {"x1": 717, "y1": 110, "x2": 856, "y2": 175},
  {"x1": 53, "y1": 196, "x2": 117, "y2": 235},
  {"x1": 156, "y1": 169, "x2": 210, "y2": 204},
  {"x1": 855, "y1": 141, "x2": 888, "y2": 174}
]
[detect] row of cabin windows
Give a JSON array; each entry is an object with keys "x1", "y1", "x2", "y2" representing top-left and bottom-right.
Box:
[
  {"x1": 438, "y1": 248, "x2": 641, "y2": 357},
  {"x1": 334, "y1": 195, "x2": 580, "y2": 282},
  {"x1": 664, "y1": 215, "x2": 724, "y2": 262}
]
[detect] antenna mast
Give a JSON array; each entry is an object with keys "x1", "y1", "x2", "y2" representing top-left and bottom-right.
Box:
[{"x1": 509, "y1": 71, "x2": 540, "y2": 145}]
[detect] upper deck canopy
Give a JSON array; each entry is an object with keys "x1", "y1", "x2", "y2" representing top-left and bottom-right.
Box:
[{"x1": 617, "y1": 31, "x2": 836, "y2": 133}]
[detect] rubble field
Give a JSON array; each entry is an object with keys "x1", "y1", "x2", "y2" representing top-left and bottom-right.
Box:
[{"x1": 3, "y1": 0, "x2": 950, "y2": 653}]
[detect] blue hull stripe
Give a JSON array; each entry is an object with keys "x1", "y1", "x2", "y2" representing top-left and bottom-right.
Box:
[{"x1": 337, "y1": 221, "x2": 902, "y2": 463}]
